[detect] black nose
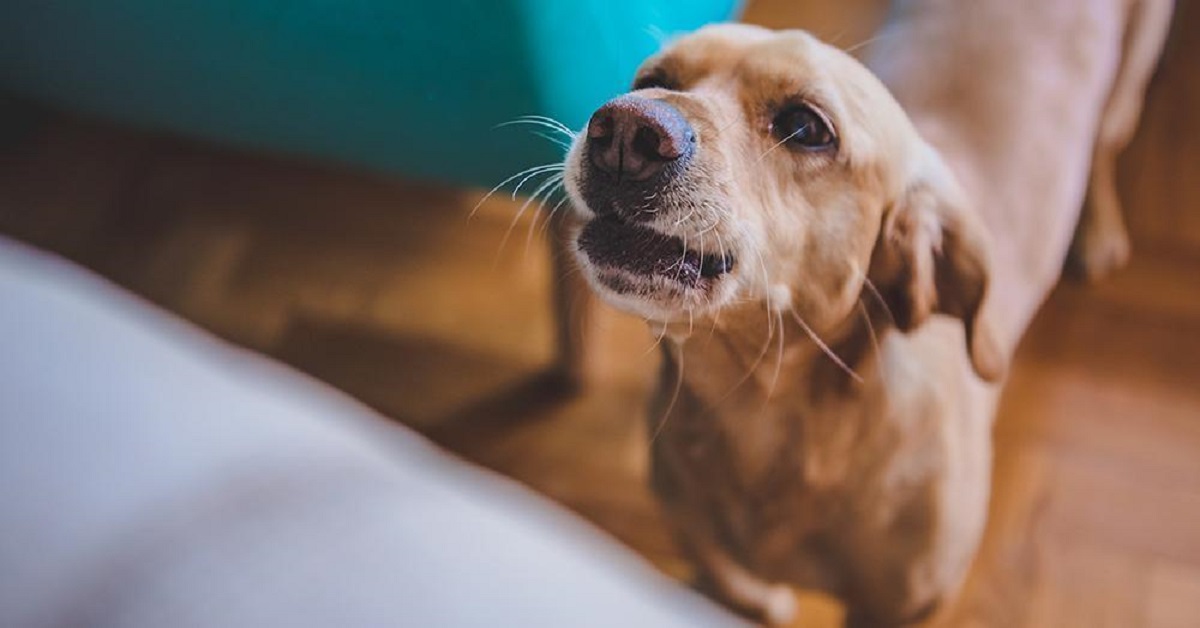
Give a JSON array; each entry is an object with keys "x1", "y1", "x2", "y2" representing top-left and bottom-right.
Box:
[{"x1": 586, "y1": 95, "x2": 695, "y2": 182}]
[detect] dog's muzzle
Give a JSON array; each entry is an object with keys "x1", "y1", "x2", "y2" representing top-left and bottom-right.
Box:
[
  {"x1": 571, "y1": 93, "x2": 734, "y2": 306},
  {"x1": 580, "y1": 95, "x2": 695, "y2": 223}
]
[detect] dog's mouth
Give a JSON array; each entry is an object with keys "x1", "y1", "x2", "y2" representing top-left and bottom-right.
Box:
[{"x1": 576, "y1": 216, "x2": 735, "y2": 292}]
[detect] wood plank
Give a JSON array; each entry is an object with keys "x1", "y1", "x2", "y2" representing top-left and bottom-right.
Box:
[{"x1": 1145, "y1": 560, "x2": 1200, "y2": 628}]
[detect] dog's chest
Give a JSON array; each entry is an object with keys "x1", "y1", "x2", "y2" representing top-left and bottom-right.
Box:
[{"x1": 655, "y1": 393, "x2": 882, "y2": 573}]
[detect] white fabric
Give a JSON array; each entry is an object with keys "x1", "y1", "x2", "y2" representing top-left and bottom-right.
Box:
[{"x1": 0, "y1": 237, "x2": 736, "y2": 628}]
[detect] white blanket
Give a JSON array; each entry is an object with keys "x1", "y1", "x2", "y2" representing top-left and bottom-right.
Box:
[{"x1": 0, "y1": 237, "x2": 735, "y2": 628}]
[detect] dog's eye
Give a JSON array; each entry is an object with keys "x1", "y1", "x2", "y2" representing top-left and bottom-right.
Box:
[
  {"x1": 633, "y1": 72, "x2": 675, "y2": 91},
  {"x1": 771, "y1": 104, "x2": 836, "y2": 151}
]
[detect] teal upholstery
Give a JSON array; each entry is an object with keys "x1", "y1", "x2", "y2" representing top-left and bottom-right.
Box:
[{"x1": 0, "y1": 1, "x2": 740, "y2": 188}]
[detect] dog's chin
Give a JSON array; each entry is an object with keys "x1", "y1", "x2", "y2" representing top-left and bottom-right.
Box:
[{"x1": 572, "y1": 215, "x2": 737, "y2": 322}]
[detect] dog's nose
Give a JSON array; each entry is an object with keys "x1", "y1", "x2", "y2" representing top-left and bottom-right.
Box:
[{"x1": 586, "y1": 96, "x2": 694, "y2": 182}]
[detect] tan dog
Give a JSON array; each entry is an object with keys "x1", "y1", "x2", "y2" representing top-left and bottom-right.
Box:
[{"x1": 551, "y1": 2, "x2": 1172, "y2": 625}]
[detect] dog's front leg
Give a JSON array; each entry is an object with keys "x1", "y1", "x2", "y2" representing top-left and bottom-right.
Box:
[{"x1": 669, "y1": 512, "x2": 798, "y2": 626}]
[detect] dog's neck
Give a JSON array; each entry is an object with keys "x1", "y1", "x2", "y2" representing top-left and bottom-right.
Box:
[
  {"x1": 652, "y1": 296, "x2": 894, "y2": 487},
  {"x1": 663, "y1": 292, "x2": 886, "y2": 388}
]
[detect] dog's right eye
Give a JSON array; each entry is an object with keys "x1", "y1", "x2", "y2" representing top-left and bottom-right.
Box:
[
  {"x1": 633, "y1": 72, "x2": 675, "y2": 91},
  {"x1": 771, "y1": 104, "x2": 836, "y2": 152}
]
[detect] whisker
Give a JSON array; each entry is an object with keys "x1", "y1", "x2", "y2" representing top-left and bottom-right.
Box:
[
  {"x1": 757, "y1": 126, "x2": 809, "y2": 164},
  {"x1": 635, "y1": 190, "x2": 661, "y2": 213},
  {"x1": 470, "y1": 163, "x2": 562, "y2": 219},
  {"x1": 843, "y1": 31, "x2": 894, "y2": 56},
  {"x1": 519, "y1": 114, "x2": 578, "y2": 137},
  {"x1": 649, "y1": 341, "x2": 686, "y2": 444},
  {"x1": 495, "y1": 173, "x2": 563, "y2": 263},
  {"x1": 766, "y1": 309, "x2": 786, "y2": 402},
  {"x1": 495, "y1": 116, "x2": 578, "y2": 138},
  {"x1": 530, "y1": 130, "x2": 572, "y2": 151},
  {"x1": 859, "y1": 298, "x2": 881, "y2": 360},
  {"x1": 704, "y1": 231, "x2": 727, "y2": 350},
  {"x1": 644, "y1": 321, "x2": 671, "y2": 357},
  {"x1": 695, "y1": 215, "x2": 721, "y2": 237},
  {"x1": 753, "y1": 242, "x2": 776, "y2": 346},
  {"x1": 789, "y1": 308, "x2": 864, "y2": 383},
  {"x1": 859, "y1": 274, "x2": 896, "y2": 324},
  {"x1": 672, "y1": 229, "x2": 690, "y2": 282},
  {"x1": 537, "y1": 193, "x2": 573, "y2": 239},
  {"x1": 512, "y1": 166, "x2": 563, "y2": 201},
  {"x1": 644, "y1": 24, "x2": 670, "y2": 47},
  {"x1": 715, "y1": 112, "x2": 743, "y2": 137},
  {"x1": 674, "y1": 205, "x2": 697, "y2": 227},
  {"x1": 706, "y1": 306, "x2": 722, "y2": 346},
  {"x1": 715, "y1": 314, "x2": 774, "y2": 404},
  {"x1": 524, "y1": 182, "x2": 566, "y2": 255},
  {"x1": 716, "y1": 243, "x2": 775, "y2": 401},
  {"x1": 825, "y1": 28, "x2": 850, "y2": 47}
]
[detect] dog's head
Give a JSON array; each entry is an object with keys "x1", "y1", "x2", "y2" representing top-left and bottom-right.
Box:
[{"x1": 563, "y1": 24, "x2": 1004, "y2": 381}]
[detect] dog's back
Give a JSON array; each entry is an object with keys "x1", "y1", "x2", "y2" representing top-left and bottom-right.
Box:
[{"x1": 870, "y1": 0, "x2": 1173, "y2": 346}]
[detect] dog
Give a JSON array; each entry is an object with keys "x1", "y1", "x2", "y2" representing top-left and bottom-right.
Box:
[{"x1": 550, "y1": 1, "x2": 1172, "y2": 625}]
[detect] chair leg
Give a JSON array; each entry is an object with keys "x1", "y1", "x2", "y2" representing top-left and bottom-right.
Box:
[{"x1": 548, "y1": 211, "x2": 595, "y2": 391}]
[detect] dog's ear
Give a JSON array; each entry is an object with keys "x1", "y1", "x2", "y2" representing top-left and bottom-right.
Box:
[{"x1": 868, "y1": 143, "x2": 1007, "y2": 382}]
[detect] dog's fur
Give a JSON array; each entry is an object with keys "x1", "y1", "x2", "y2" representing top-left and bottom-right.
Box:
[{"x1": 552, "y1": 1, "x2": 1172, "y2": 624}]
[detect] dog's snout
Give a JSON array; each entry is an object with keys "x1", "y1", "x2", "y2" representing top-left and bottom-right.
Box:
[{"x1": 586, "y1": 96, "x2": 694, "y2": 182}]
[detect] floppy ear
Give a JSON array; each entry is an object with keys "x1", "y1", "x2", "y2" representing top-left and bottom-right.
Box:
[{"x1": 868, "y1": 144, "x2": 1007, "y2": 382}]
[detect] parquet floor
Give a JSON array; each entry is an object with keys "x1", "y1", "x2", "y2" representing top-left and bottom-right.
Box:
[{"x1": 2, "y1": 2, "x2": 1199, "y2": 626}]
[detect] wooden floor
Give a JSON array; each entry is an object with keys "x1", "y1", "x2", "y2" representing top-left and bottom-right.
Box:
[{"x1": 3, "y1": 3, "x2": 1200, "y2": 627}]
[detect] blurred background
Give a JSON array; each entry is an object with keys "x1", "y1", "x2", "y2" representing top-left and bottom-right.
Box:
[{"x1": 2, "y1": 0, "x2": 1198, "y2": 626}]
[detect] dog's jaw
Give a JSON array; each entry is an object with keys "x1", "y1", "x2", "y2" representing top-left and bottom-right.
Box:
[
  {"x1": 563, "y1": 141, "x2": 743, "y2": 324},
  {"x1": 564, "y1": 215, "x2": 743, "y2": 324}
]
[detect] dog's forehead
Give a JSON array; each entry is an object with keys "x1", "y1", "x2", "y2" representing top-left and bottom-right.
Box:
[
  {"x1": 655, "y1": 27, "x2": 881, "y2": 106},
  {"x1": 737, "y1": 31, "x2": 833, "y2": 80},
  {"x1": 662, "y1": 24, "x2": 772, "y2": 63},
  {"x1": 652, "y1": 25, "x2": 917, "y2": 185},
  {"x1": 652, "y1": 26, "x2": 807, "y2": 78}
]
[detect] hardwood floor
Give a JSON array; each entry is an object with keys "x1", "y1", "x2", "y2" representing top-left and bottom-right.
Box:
[{"x1": 2, "y1": 3, "x2": 1199, "y2": 626}]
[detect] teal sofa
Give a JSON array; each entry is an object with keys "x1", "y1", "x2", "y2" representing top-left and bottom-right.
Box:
[{"x1": 0, "y1": 1, "x2": 740, "y2": 188}]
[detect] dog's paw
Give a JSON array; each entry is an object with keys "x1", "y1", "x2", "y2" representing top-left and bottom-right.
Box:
[
  {"x1": 1069, "y1": 215, "x2": 1131, "y2": 283},
  {"x1": 762, "y1": 584, "x2": 798, "y2": 626}
]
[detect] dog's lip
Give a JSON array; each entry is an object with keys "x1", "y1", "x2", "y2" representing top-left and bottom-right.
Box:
[{"x1": 577, "y1": 216, "x2": 735, "y2": 288}]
